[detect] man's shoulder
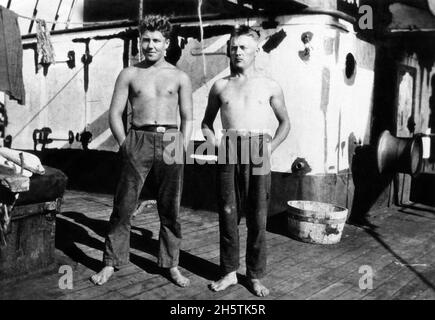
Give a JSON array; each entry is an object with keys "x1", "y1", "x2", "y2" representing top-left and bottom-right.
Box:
[
  {"x1": 159, "y1": 64, "x2": 191, "y2": 81},
  {"x1": 114, "y1": 66, "x2": 137, "y2": 84},
  {"x1": 119, "y1": 66, "x2": 138, "y2": 77},
  {"x1": 212, "y1": 77, "x2": 230, "y2": 91},
  {"x1": 255, "y1": 75, "x2": 282, "y2": 92},
  {"x1": 170, "y1": 66, "x2": 189, "y2": 79}
]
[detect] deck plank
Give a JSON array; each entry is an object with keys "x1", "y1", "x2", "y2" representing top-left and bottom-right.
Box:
[
  {"x1": 210, "y1": 228, "x2": 372, "y2": 300},
  {"x1": 310, "y1": 234, "x2": 435, "y2": 300},
  {"x1": 2, "y1": 190, "x2": 435, "y2": 300},
  {"x1": 332, "y1": 210, "x2": 435, "y2": 300},
  {"x1": 391, "y1": 267, "x2": 435, "y2": 300}
]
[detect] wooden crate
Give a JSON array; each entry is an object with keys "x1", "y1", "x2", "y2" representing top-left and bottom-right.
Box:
[{"x1": 0, "y1": 199, "x2": 61, "y2": 281}]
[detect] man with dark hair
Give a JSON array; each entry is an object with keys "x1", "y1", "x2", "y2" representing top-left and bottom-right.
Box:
[
  {"x1": 202, "y1": 25, "x2": 290, "y2": 297},
  {"x1": 138, "y1": 15, "x2": 173, "y2": 38},
  {"x1": 91, "y1": 14, "x2": 193, "y2": 287}
]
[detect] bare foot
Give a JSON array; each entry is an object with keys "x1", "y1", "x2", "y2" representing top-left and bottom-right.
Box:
[
  {"x1": 210, "y1": 271, "x2": 238, "y2": 292},
  {"x1": 248, "y1": 278, "x2": 269, "y2": 297},
  {"x1": 169, "y1": 267, "x2": 190, "y2": 287},
  {"x1": 90, "y1": 266, "x2": 114, "y2": 285}
]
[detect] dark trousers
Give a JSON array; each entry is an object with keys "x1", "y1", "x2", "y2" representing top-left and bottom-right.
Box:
[
  {"x1": 217, "y1": 134, "x2": 271, "y2": 279},
  {"x1": 104, "y1": 129, "x2": 184, "y2": 269}
]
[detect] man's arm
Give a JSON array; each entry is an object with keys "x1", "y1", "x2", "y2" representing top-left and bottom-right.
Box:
[
  {"x1": 109, "y1": 69, "x2": 130, "y2": 147},
  {"x1": 178, "y1": 71, "x2": 194, "y2": 150},
  {"x1": 201, "y1": 81, "x2": 222, "y2": 147},
  {"x1": 269, "y1": 80, "x2": 290, "y2": 153}
]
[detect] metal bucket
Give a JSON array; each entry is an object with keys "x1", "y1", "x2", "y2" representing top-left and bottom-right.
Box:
[{"x1": 287, "y1": 200, "x2": 348, "y2": 244}]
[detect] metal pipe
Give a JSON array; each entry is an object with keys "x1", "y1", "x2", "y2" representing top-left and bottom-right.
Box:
[
  {"x1": 22, "y1": 20, "x2": 136, "y2": 40},
  {"x1": 299, "y1": 7, "x2": 356, "y2": 25},
  {"x1": 20, "y1": 8, "x2": 356, "y2": 39},
  {"x1": 22, "y1": 13, "x2": 239, "y2": 39}
]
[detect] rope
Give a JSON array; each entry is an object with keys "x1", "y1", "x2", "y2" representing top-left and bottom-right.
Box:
[
  {"x1": 14, "y1": 12, "x2": 133, "y2": 28},
  {"x1": 197, "y1": 0, "x2": 207, "y2": 79},
  {"x1": 65, "y1": 0, "x2": 75, "y2": 29}
]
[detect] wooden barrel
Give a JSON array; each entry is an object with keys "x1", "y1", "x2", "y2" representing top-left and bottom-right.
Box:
[{"x1": 287, "y1": 200, "x2": 348, "y2": 244}]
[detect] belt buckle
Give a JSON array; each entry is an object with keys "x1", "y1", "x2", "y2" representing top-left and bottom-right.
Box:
[{"x1": 156, "y1": 126, "x2": 166, "y2": 133}]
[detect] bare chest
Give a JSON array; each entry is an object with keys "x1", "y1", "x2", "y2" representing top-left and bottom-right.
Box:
[
  {"x1": 219, "y1": 82, "x2": 271, "y2": 111},
  {"x1": 129, "y1": 71, "x2": 179, "y2": 99}
]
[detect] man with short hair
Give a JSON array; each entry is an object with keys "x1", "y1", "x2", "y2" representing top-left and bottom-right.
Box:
[
  {"x1": 201, "y1": 25, "x2": 290, "y2": 297},
  {"x1": 91, "y1": 14, "x2": 193, "y2": 287}
]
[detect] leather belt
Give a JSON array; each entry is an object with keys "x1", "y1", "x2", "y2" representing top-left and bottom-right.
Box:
[{"x1": 131, "y1": 124, "x2": 178, "y2": 133}]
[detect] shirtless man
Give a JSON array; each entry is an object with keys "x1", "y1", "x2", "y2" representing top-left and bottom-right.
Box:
[
  {"x1": 91, "y1": 15, "x2": 193, "y2": 287},
  {"x1": 201, "y1": 26, "x2": 290, "y2": 297}
]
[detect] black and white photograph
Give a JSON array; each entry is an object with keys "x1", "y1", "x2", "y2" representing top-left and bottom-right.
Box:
[{"x1": 0, "y1": 0, "x2": 434, "y2": 309}]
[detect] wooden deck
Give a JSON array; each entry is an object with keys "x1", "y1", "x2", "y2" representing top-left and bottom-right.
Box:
[{"x1": 1, "y1": 190, "x2": 435, "y2": 300}]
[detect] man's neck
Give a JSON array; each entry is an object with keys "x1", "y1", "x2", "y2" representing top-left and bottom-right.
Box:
[
  {"x1": 231, "y1": 65, "x2": 256, "y2": 78},
  {"x1": 142, "y1": 58, "x2": 167, "y2": 68}
]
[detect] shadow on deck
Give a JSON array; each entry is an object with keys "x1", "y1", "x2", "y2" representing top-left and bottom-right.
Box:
[{"x1": 1, "y1": 190, "x2": 435, "y2": 300}]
